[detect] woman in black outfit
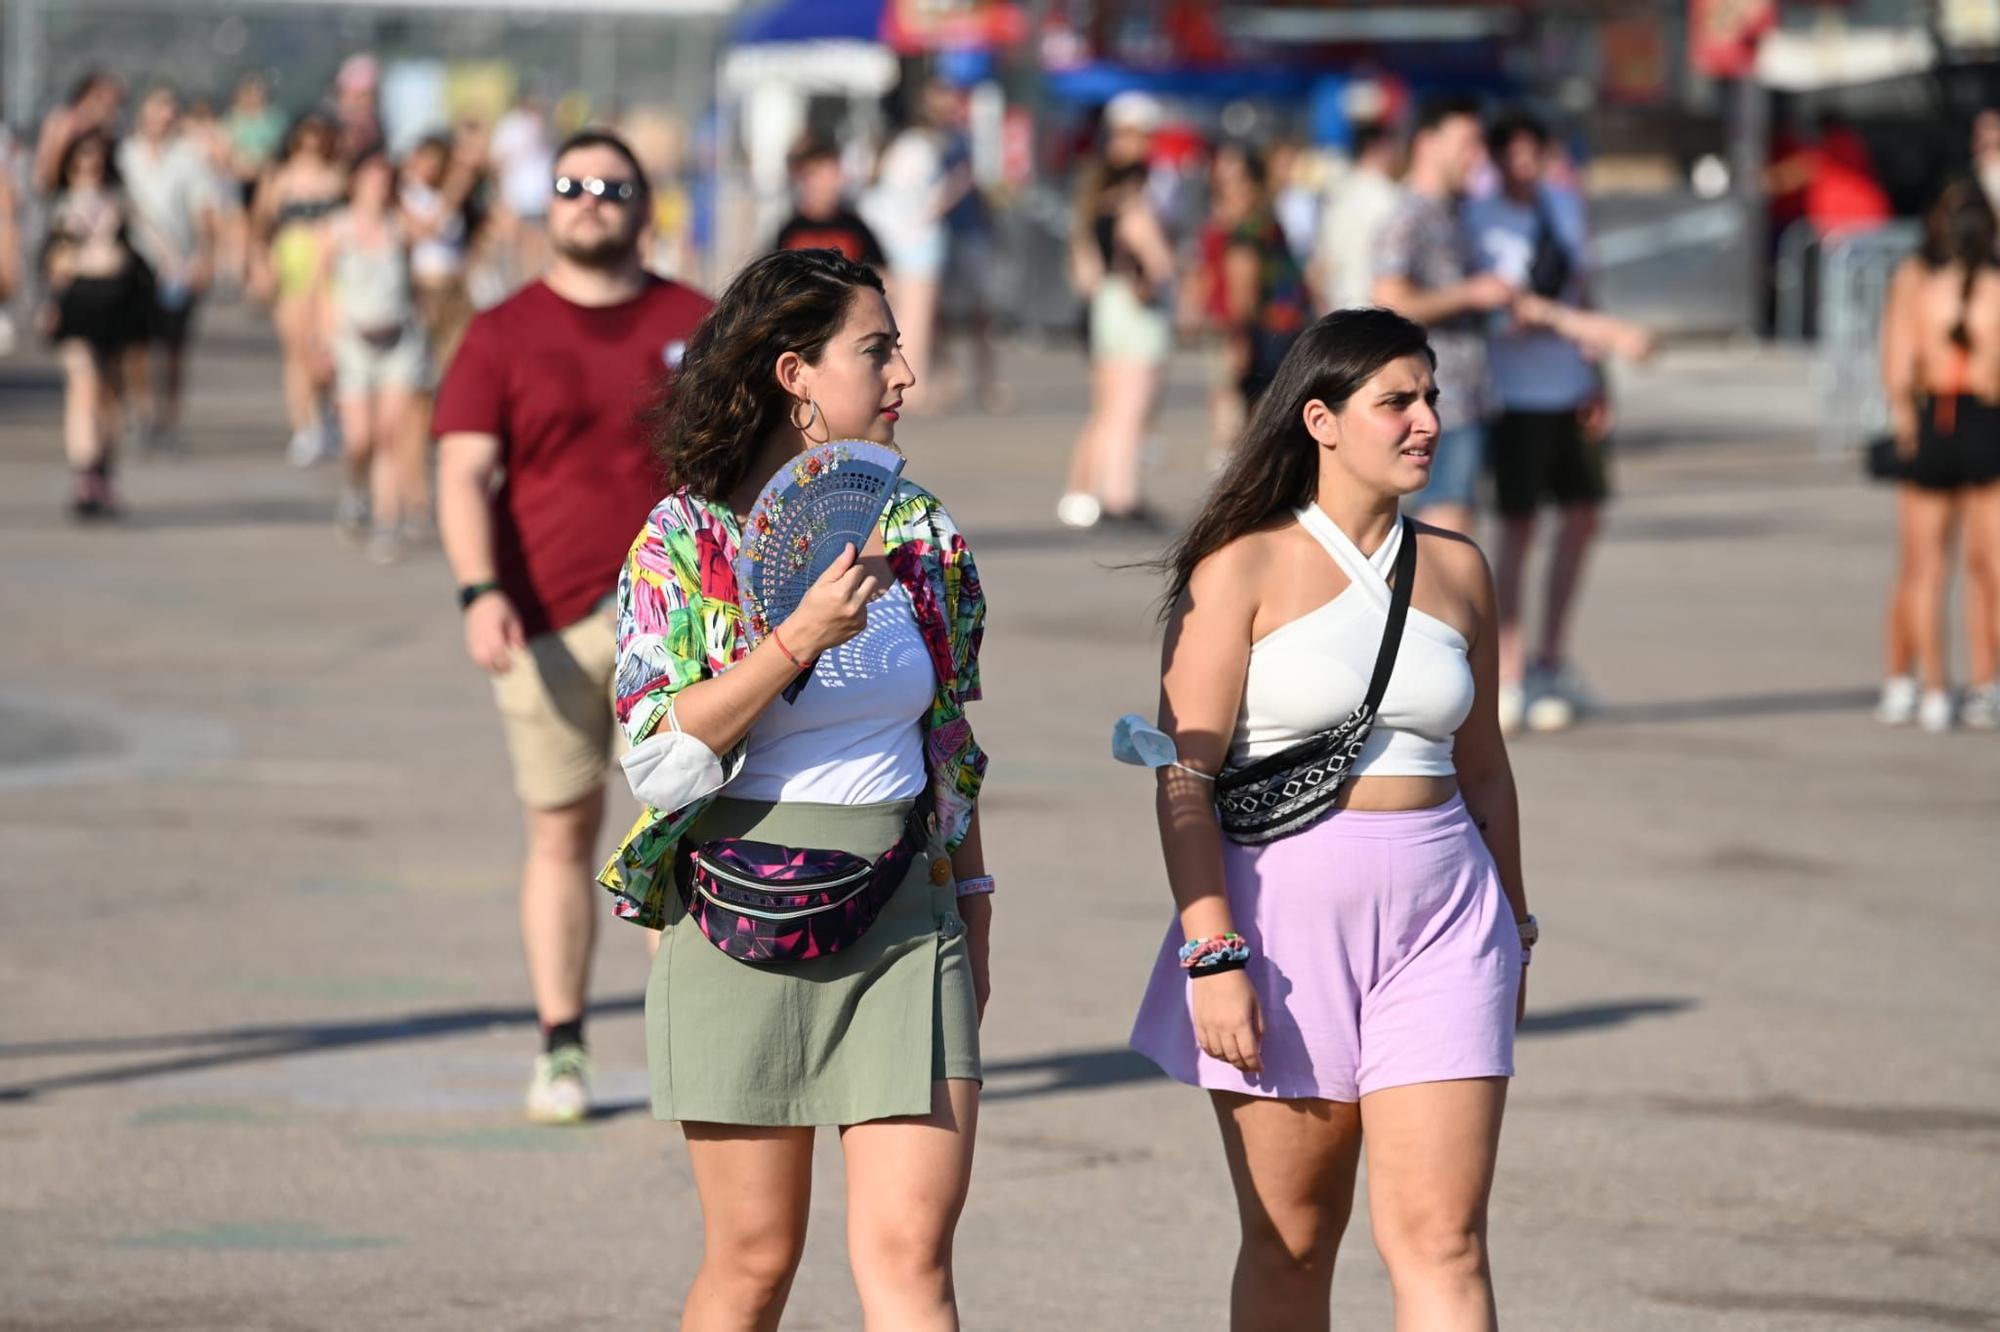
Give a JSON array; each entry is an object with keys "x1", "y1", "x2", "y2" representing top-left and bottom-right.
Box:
[{"x1": 43, "y1": 129, "x2": 149, "y2": 518}]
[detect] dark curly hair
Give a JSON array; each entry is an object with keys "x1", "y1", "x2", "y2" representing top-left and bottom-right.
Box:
[{"x1": 657, "y1": 248, "x2": 885, "y2": 499}]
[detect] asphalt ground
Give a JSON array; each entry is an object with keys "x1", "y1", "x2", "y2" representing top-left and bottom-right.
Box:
[{"x1": 2, "y1": 306, "x2": 1996, "y2": 1330}]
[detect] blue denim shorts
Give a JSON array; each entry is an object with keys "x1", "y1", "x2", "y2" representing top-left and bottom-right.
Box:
[{"x1": 1410, "y1": 421, "x2": 1487, "y2": 512}]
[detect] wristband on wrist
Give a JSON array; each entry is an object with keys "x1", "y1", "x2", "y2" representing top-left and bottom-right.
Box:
[
  {"x1": 1190, "y1": 955, "x2": 1248, "y2": 977},
  {"x1": 1178, "y1": 932, "x2": 1251, "y2": 973},
  {"x1": 770, "y1": 626, "x2": 813, "y2": 672},
  {"x1": 954, "y1": 875, "x2": 995, "y2": 898},
  {"x1": 457, "y1": 580, "x2": 503, "y2": 611}
]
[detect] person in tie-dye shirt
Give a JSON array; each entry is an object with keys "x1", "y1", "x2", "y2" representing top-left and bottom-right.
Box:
[{"x1": 597, "y1": 248, "x2": 993, "y2": 1329}]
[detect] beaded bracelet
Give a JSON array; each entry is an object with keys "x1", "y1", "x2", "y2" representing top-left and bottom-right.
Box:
[
  {"x1": 955, "y1": 875, "x2": 996, "y2": 898},
  {"x1": 1178, "y1": 932, "x2": 1251, "y2": 975}
]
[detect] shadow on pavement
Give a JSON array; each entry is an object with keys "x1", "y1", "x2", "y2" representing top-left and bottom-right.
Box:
[
  {"x1": 0, "y1": 362, "x2": 62, "y2": 397},
  {"x1": 120, "y1": 495, "x2": 344, "y2": 531},
  {"x1": 2, "y1": 995, "x2": 1694, "y2": 1106},
  {"x1": 1591, "y1": 686, "x2": 1875, "y2": 726},
  {"x1": 979, "y1": 997, "x2": 1695, "y2": 1102},
  {"x1": 0, "y1": 996, "x2": 644, "y2": 1103}
]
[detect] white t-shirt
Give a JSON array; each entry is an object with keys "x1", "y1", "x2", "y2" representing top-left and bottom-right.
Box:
[
  {"x1": 730, "y1": 582, "x2": 935, "y2": 805},
  {"x1": 863, "y1": 130, "x2": 946, "y2": 270},
  {"x1": 1316, "y1": 165, "x2": 1400, "y2": 311},
  {"x1": 402, "y1": 179, "x2": 466, "y2": 281},
  {"x1": 491, "y1": 109, "x2": 554, "y2": 220},
  {"x1": 1465, "y1": 186, "x2": 1599, "y2": 412},
  {"x1": 116, "y1": 136, "x2": 214, "y2": 275}
]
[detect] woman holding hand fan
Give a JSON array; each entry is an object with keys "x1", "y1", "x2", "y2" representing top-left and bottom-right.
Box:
[{"x1": 598, "y1": 248, "x2": 990, "y2": 1331}]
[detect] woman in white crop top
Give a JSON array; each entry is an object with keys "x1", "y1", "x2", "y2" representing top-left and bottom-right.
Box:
[{"x1": 1127, "y1": 308, "x2": 1534, "y2": 1329}]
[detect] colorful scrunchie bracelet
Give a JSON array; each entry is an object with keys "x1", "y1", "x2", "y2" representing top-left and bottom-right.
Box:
[{"x1": 1178, "y1": 932, "x2": 1251, "y2": 975}]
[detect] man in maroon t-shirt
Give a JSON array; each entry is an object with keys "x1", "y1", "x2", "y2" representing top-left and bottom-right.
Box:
[{"x1": 434, "y1": 129, "x2": 711, "y2": 1125}]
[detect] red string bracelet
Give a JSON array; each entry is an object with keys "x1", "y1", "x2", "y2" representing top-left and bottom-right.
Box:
[{"x1": 771, "y1": 626, "x2": 812, "y2": 672}]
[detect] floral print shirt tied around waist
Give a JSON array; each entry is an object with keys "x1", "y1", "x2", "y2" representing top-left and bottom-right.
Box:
[{"x1": 598, "y1": 481, "x2": 987, "y2": 930}]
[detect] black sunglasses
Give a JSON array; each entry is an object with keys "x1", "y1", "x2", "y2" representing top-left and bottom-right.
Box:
[{"x1": 553, "y1": 174, "x2": 638, "y2": 204}]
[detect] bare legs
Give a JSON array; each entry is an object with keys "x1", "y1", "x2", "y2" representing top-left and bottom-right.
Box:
[
  {"x1": 680, "y1": 1080, "x2": 980, "y2": 1332},
  {"x1": 520, "y1": 786, "x2": 605, "y2": 1033},
  {"x1": 1212, "y1": 1094, "x2": 1363, "y2": 1331},
  {"x1": 131, "y1": 334, "x2": 191, "y2": 443},
  {"x1": 1962, "y1": 483, "x2": 2000, "y2": 688},
  {"x1": 842, "y1": 1079, "x2": 980, "y2": 1329},
  {"x1": 1364, "y1": 1079, "x2": 1507, "y2": 1331},
  {"x1": 1213, "y1": 1078, "x2": 1507, "y2": 1331},
  {"x1": 1889, "y1": 485, "x2": 1961, "y2": 692},
  {"x1": 1494, "y1": 503, "x2": 1601, "y2": 687},
  {"x1": 681, "y1": 1124, "x2": 814, "y2": 1332},
  {"x1": 1493, "y1": 514, "x2": 1535, "y2": 688},
  {"x1": 1063, "y1": 358, "x2": 1163, "y2": 521},
  {"x1": 273, "y1": 293, "x2": 328, "y2": 444},
  {"x1": 59, "y1": 340, "x2": 124, "y2": 514},
  {"x1": 336, "y1": 384, "x2": 419, "y2": 549}
]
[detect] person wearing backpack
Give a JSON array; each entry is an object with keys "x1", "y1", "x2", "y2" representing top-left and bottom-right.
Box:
[{"x1": 1465, "y1": 111, "x2": 1612, "y2": 733}]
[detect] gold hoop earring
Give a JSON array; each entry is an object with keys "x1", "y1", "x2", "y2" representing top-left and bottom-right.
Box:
[{"x1": 789, "y1": 396, "x2": 821, "y2": 435}]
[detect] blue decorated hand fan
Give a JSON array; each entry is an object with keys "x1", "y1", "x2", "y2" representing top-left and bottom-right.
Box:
[{"x1": 735, "y1": 440, "x2": 907, "y2": 700}]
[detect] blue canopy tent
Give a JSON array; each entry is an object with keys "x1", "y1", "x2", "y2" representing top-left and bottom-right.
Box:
[{"x1": 729, "y1": 0, "x2": 884, "y2": 45}]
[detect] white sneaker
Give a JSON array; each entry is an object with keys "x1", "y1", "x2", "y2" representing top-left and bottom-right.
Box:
[
  {"x1": 1497, "y1": 682, "x2": 1526, "y2": 735},
  {"x1": 365, "y1": 526, "x2": 404, "y2": 566},
  {"x1": 1524, "y1": 663, "x2": 1584, "y2": 733},
  {"x1": 334, "y1": 488, "x2": 371, "y2": 544},
  {"x1": 525, "y1": 1045, "x2": 591, "y2": 1126},
  {"x1": 287, "y1": 426, "x2": 322, "y2": 468},
  {"x1": 1958, "y1": 684, "x2": 1999, "y2": 730},
  {"x1": 1056, "y1": 492, "x2": 1103, "y2": 529},
  {"x1": 1876, "y1": 676, "x2": 1919, "y2": 726},
  {"x1": 1918, "y1": 689, "x2": 1955, "y2": 734}
]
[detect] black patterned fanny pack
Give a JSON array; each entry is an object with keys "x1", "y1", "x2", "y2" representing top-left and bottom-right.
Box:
[{"x1": 1214, "y1": 516, "x2": 1417, "y2": 845}]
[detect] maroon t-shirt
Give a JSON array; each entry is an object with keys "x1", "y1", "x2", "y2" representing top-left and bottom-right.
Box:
[{"x1": 434, "y1": 277, "x2": 712, "y2": 638}]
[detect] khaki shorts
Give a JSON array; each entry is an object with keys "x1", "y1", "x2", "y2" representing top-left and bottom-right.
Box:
[{"x1": 490, "y1": 605, "x2": 622, "y2": 810}]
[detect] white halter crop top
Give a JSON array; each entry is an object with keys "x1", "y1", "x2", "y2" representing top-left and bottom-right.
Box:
[{"x1": 1230, "y1": 507, "x2": 1474, "y2": 777}]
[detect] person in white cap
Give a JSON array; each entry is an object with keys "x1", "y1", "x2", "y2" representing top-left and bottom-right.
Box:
[{"x1": 1059, "y1": 93, "x2": 1177, "y2": 529}]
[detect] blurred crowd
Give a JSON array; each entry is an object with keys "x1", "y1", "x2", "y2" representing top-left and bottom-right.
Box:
[
  {"x1": 14, "y1": 49, "x2": 1998, "y2": 733},
  {"x1": 1016, "y1": 90, "x2": 1653, "y2": 734},
  {"x1": 15, "y1": 58, "x2": 691, "y2": 559}
]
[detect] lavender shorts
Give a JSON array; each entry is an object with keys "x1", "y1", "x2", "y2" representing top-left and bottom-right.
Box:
[{"x1": 1130, "y1": 794, "x2": 1521, "y2": 1103}]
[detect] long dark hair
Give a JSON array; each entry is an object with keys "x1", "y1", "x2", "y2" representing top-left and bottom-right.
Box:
[
  {"x1": 656, "y1": 248, "x2": 885, "y2": 499},
  {"x1": 55, "y1": 128, "x2": 120, "y2": 193},
  {"x1": 1156, "y1": 308, "x2": 1435, "y2": 615},
  {"x1": 1921, "y1": 177, "x2": 1998, "y2": 349}
]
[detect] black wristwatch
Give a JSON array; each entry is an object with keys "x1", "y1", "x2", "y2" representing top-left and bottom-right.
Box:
[{"x1": 457, "y1": 580, "x2": 503, "y2": 611}]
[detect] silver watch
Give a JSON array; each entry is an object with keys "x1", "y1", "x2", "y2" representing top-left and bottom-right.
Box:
[{"x1": 1516, "y1": 914, "x2": 1539, "y2": 948}]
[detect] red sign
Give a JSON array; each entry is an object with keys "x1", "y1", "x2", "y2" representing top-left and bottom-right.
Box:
[
  {"x1": 1602, "y1": 15, "x2": 1669, "y2": 104},
  {"x1": 1691, "y1": 0, "x2": 1777, "y2": 77},
  {"x1": 885, "y1": 0, "x2": 1031, "y2": 54}
]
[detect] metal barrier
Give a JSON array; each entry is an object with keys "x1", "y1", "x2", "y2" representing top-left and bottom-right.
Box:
[
  {"x1": 1772, "y1": 219, "x2": 1819, "y2": 342},
  {"x1": 1811, "y1": 222, "x2": 1922, "y2": 457}
]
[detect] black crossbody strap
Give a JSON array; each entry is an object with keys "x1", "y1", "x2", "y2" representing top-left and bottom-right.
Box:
[{"x1": 1358, "y1": 516, "x2": 1418, "y2": 717}]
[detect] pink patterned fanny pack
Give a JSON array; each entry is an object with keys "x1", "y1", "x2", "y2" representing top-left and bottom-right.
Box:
[{"x1": 675, "y1": 788, "x2": 936, "y2": 966}]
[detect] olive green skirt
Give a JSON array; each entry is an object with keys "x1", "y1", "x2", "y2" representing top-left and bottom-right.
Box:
[{"x1": 645, "y1": 796, "x2": 982, "y2": 1127}]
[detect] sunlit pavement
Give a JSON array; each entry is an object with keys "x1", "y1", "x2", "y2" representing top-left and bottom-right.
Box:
[{"x1": 2, "y1": 304, "x2": 1995, "y2": 1329}]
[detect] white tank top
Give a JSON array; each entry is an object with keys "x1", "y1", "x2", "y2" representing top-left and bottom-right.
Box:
[
  {"x1": 732, "y1": 580, "x2": 936, "y2": 804},
  {"x1": 1230, "y1": 507, "x2": 1474, "y2": 777}
]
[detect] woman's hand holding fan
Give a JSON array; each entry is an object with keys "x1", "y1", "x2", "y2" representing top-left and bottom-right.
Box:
[
  {"x1": 777, "y1": 543, "x2": 879, "y2": 662},
  {"x1": 736, "y1": 440, "x2": 907, "y2": 701}
]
